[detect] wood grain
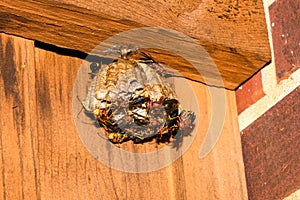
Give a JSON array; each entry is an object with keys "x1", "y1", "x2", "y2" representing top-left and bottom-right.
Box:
[
  {"x1": 0, "y1": 33, "x2": 38, "y2": 199},
  {"x1": 0, "y1": 0, "x2": 271, "y2": 89},
  {"x1": 0, "y1": 33, "x2": 247, "y2": 199}
]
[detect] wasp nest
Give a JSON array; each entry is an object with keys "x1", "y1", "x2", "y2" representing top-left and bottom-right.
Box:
[{"x1": 83, "y1": 49, "x2": 195, "y2": 144}]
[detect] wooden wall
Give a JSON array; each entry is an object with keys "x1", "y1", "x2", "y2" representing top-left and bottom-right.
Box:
[{"x1": 0, "y1": 33, "x2": 247, "y2": 199}]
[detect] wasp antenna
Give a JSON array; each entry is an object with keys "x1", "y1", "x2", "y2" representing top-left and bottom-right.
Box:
[
  {"x1": 76, "y1": 95, "x2": 86, "y2": 118},
  {"x1": 141, "y1": 51, "x2": 155, "y2": 61},
  {"x1": 96, "y1": 131, "x2": 109, "y2": 141},
  {"x1": 77, "y1": 107, "x2": 84, "y2": 118}
]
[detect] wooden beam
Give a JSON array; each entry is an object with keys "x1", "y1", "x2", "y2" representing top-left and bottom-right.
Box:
[{"x1": 0, "y1": 0, "x2": 271, "y2": 89}]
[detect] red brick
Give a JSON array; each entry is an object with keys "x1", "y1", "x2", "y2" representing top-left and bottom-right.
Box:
[
  {"x1": 241, "y1": 86, "x2": 300, "y2": 200},
  {"x1": 269, "y1": 0, "x2": 300, "y2": 82},
  {"x1": 235, "y1": 71, "x2": 265, "y2": 114}
]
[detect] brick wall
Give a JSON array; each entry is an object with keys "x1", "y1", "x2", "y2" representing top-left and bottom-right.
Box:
[{"x1": 235, "y1": 0, "x2": 300, "y2": 199}]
